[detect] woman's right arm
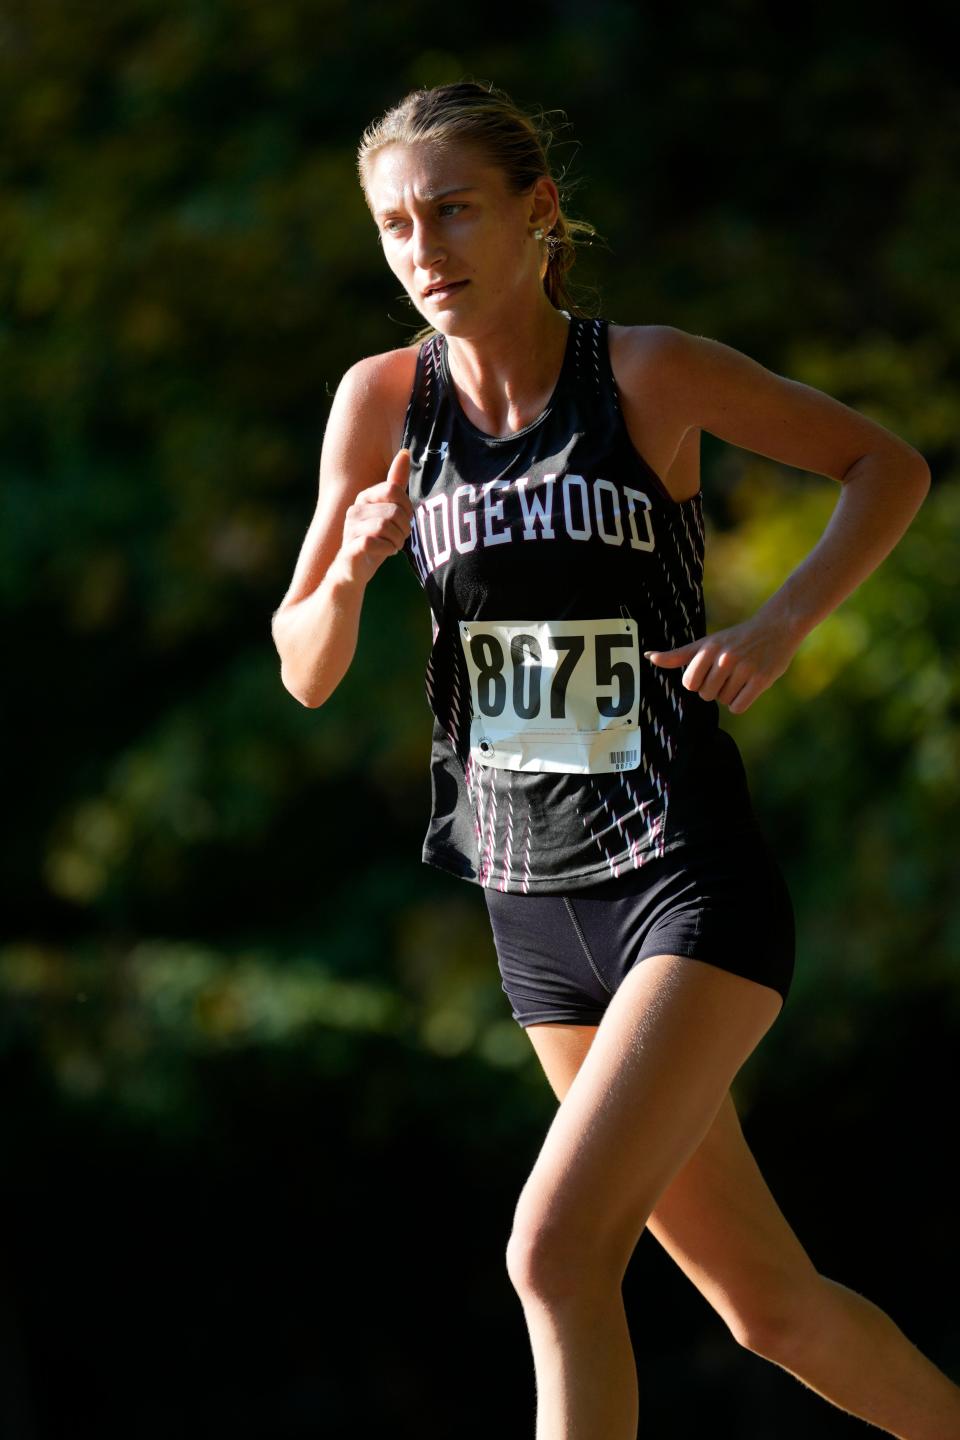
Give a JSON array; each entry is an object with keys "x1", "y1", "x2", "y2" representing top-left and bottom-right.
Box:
[{"x1": 271, "y1": 353, "x2": 414, "y2": 708}]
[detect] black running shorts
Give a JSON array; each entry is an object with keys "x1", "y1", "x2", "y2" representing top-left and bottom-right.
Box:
[{"x1": 483, "y1": 826, "x2": 795, "y2": 1027}]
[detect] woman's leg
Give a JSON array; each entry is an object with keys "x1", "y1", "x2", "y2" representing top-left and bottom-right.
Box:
[
  {"x1": 523, "y1": 1020, "x2": 960, "y2": 1440},
  {"x1": 505, "y1": 951, "x2": 783, "y2": 1439}
]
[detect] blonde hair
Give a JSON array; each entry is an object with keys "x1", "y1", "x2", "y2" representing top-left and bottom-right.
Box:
[{"x1": 357, "y1": 78, "x2": 603, "y2": 344}]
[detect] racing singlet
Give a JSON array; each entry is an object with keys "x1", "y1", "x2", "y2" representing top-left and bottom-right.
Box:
[{"x1": 400, "y1": 312, "x2": 760, "y2": 893}]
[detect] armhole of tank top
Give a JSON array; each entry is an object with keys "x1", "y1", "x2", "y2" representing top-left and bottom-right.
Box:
[
  {"x1": 599, "y1": 319, "x2": 688, "y2": 511},
  {"x1": 400, "y1": 340, "x2": 429, "y2": 454}
]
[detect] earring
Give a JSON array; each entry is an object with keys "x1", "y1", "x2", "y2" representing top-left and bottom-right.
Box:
[{"x1": 534, "y1": 228, "x2": 544, "y2": 240}]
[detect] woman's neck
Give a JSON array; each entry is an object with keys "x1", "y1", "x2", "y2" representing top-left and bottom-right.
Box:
[{"x1": 443, "y1": 301, "x2": 571, "y2": 439}]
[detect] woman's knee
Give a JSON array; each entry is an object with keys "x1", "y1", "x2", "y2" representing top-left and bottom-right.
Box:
[
  {"x1": 505, "y1": 1218, "x2": 623, "y2": 1302},
  {"x1": 728, "y1": 1270, "x2": 825, "y2": 1361}
]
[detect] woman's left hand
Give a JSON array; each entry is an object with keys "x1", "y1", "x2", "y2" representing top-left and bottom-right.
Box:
[{"x1": 643, "y1": 617, "x2": 799, "y2": 715}]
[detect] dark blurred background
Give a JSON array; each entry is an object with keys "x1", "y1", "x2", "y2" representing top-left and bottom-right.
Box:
[{"x1": 2, "y1": 1, "x2": 958, "y2": 1435}]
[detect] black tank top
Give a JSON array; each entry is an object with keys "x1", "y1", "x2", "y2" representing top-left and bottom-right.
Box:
[{"x1": 399, "y1": 312, "x2": 759, "y2": 893}]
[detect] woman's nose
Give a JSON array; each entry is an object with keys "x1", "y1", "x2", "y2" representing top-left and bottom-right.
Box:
[{"x1": 411, "y1": 219, "x2": 445, "y2": 270}]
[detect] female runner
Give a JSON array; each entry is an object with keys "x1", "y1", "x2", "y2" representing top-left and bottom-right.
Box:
[{"x1": 271, "y1": 79, "x2": 958, "y2": 1439}]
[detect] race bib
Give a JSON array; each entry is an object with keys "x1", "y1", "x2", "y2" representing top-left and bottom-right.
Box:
[{"x1": 458, "y1": 617, "x2": 643, "y2": 774}]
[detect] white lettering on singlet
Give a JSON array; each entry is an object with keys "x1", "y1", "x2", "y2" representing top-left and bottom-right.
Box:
[
  {"x1": 594, "y1": 477, "x2": 624, "y2": 545},
  {"x1": 562, "y1": 474, "x2": 591, "y2": 541},
  {"x1": 452, "y1": 484, "x2": 479, "y2": 553},
  {"x1": 516, "y1": 474, "x2": 556, "y2": 540},
  {"x1": 623, "y1": 486, "x2": 656, "y2": 552},
  {"x1": 408, "y1": 472, "x2": 658, "y2": 577},
  {"x1": 408, "y1": 503, "x2": 428, "y2": 581},
  {"x1": 415, "y1": 506, "x2": 432, "y2": 579},
  {"x1": 424, "y1": 492, "x2": 451, "y2": 566},
  {"x1": 481, "y1": 479, "x2": 512, "y2": 546}
]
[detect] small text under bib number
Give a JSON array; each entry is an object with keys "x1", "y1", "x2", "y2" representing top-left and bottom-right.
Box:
[{"x1": 459, "y1": 617, "x2": 643, "y2": 774}]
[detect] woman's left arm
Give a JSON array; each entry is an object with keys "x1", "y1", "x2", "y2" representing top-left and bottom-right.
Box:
[{"x1": 642, "y1": 328, "x2": 932, "y2": 715}]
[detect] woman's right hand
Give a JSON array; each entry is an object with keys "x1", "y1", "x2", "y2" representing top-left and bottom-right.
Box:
[{"x1": 334, "y1": 447, "x2": 414, "y2": 586}]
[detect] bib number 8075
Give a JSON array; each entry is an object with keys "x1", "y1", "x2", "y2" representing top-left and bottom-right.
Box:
[
  {"x1": 457, "y1": 617, "x2": 643, "y2": 775},
  {"x1": 468, "y1": 630, "x2": 635, "y2": 720}
]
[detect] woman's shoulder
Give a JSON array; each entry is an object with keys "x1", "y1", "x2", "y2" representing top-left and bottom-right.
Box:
[
  {"x1": 343, "y1": 340, "x2": 422, "y2": 392},
  {"x1": 604, "y1": 322, "x2": 703, "y2": 502},
  {"x1": 606, "y1": 320, "x2": 694, "y2": 378},
  {"x1": 338, "y1": 342, "x2": 423, "y2": 461}
]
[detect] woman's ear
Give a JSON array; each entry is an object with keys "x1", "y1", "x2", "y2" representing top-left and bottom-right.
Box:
[{"x1": 528, "y1": 174, "x2": 560, "y2": 233}]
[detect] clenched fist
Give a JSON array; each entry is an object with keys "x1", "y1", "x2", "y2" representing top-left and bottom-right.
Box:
[{"x1": 337, "y1": 447, "x2": 414, "y2": 585}]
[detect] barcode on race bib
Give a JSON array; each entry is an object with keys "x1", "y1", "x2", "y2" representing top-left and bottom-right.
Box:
[
  {"x1": 459, "y1": 616, "x2": 644, "y2": 775},
  {"x1": 609, "y1": 749, "x2": 638, "y2": 768}
]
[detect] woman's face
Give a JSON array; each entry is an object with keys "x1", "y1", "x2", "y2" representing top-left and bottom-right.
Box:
[{"x1": 365, "y1": 138, "x2": 558, "y2": 336}]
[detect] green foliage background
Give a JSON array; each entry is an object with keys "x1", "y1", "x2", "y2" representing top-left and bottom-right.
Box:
[{"x1": 1, "y1": 2, "x2": 957, "y2": 1435}]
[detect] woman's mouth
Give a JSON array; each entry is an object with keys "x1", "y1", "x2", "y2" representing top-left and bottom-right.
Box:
[{"x1": 424, "y1": 280, "x2": 470, "y2": 302}]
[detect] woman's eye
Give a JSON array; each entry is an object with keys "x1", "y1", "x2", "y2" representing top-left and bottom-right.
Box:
[{"x1": 382, "y1": 204, "x2": 467, "y2": 235}]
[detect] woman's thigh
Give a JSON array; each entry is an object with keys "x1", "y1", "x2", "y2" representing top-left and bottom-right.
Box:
[
  {"x1": 644, "y1": 1087, "x2": 820, "y2": 1342},
  {"x1": 507, "y1": 953, "x2": 784, "y2": 1287},
  {"x1": 487, "y1": 832, "x2": 798, "y2": 1279},
  {"x1": 523, "y1": 1016, "x2": 819, "y2": 1341}
]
